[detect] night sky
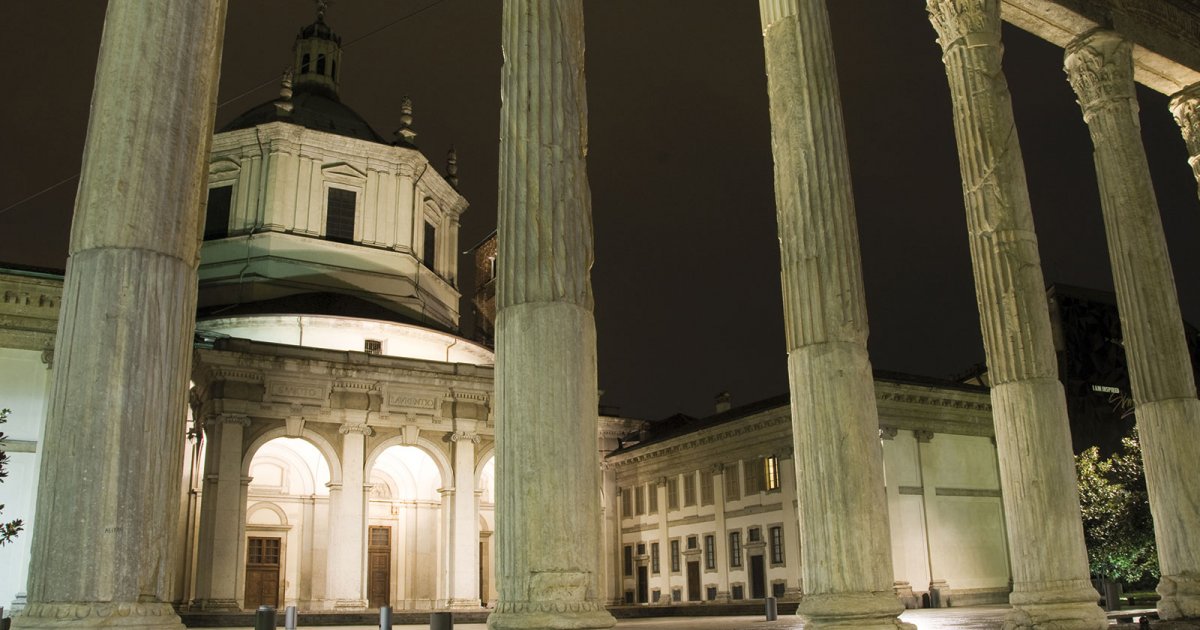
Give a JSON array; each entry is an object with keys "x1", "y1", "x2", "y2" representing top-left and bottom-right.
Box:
[{"x1": 3, "y1": 1, "x2": 1199, "y2": 422}]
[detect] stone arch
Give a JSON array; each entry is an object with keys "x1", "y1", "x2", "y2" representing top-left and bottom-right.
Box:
[
  {"x1": 475, "y1": 444, "x2": 495, "y2": 486},
  {"x1": 242, "y1": 426, "x2": 342, "y2": 485},
  {"x1": 247, "y1": 501, "x2": 289, "y2": 526},
  {"x1": 364, "y1": 435, "x2": 452, "y2": 489}
]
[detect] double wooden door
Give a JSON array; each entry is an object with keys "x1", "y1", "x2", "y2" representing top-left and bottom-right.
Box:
[{"x1": 245, "y1": 537, "x2": 281, "y2": 609}]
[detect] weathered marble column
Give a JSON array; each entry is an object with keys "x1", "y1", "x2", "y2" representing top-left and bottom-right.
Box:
[
  {"x1": 759, "y1": 2, "x2": 910, "y2": 628},
  {"x1": 1169, "y1": 83, "x2": 1200, "y2": 198},
  {"x1": 13, "y1": 4, "x2": 226, "y2": 630},
  {"x1": 488, "y1": 2, "x2": 613, "y2": 628},
  {"x1": 449, "y1": 430, "x2": 481, "y2": 609},
  {"x1": 193, "y1": 415, "x2": 251, "y2": 609},
  {"x1": 925, "y1": 2, "x2": 1107, "y2": 628},
  {"x1": 326, "y1": 423, "x2": 370, "y2": 609},
  {"x1": 1065, "y1": 30, "x2": 1200, "y2": 621}
]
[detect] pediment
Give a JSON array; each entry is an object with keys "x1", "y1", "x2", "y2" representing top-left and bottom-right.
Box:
[
  {"x1": 321, "y1": 161, "x2": 367, "y2": 180},
  {"x1": 209, "y1": 158, "x2": 241, "y2": 175}
]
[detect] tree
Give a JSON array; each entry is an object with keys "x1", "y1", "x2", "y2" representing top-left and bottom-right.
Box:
[
  {"x1": 0, "y1": 408, "x2": 24, "y2": 545},
  {"x1": 1075, "y1": 427, "x2": 1158, "y2": 587}
]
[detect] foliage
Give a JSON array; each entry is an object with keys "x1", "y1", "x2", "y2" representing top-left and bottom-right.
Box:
[
  {"x1": 1075, "y1": 428, "x2": 1157, "y2": 586},
  {"x1": 0, "y1": 407, "x2": 24, "y2": 545}
]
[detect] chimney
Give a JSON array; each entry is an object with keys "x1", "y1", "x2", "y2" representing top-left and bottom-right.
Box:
[{"x1": 715, "y1": 391, "x2": 732, "y2": 414}]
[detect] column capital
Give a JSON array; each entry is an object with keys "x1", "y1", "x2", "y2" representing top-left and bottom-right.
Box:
[
  {"x1": 774, "y1": 446, "x2": 794, "y2": 460},
  {"x1": 914, "y1": 430, "x2": 935, "y2": 443},
  {"x1": 879, "y1": 426, "x2": 899, "y2": 441},
  {"x1": 1170, "y1": 83, "x2": 1200, "y2": 160},
  {"x1": 1064, "y1": 29, "x2": 1136, "y2": 121},
  {"x1": 339, "y1": 422, "x2": 374, "y2": 437},
  {"x1": 450, "y1": 430, "x2": 480, "y2": 444},
  {"x1": 709, "y1": 462, "x2": 725, "y2": 475},
  {"x1": 926, "y1": 0, "x2": 1000, "y2": 53}
]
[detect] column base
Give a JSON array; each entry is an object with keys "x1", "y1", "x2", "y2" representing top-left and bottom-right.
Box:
[
  {"x1": 13, "y1": 603, "x2": 184, "y2": 630},
  {"x1": 190, "y1": 599, "x2": 239, "y2": 612},
  {"x1": 796, "y1": 592, "x2": 914, "y2": 630},
  {"x1": 487, "y1": 601, "x2": 615, "y2": 630},
  {"x1": 1005, "y1": 582, "x2": 1107, "y2": 630},
  {"x1": 1159, "y1": 573, "x2": 1200, "y2": 620}
]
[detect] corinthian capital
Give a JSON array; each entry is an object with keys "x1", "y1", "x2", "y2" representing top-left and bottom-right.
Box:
[
  {"x1": 1064, "y1": 30, "x2": 1136, "y2": 121},
  {"x1": 1170, "y1": 83, "x2": 1200, "y2": 158},
  {"x1": 926, "y1": 0, "x2": 1000, "y2": 52}
]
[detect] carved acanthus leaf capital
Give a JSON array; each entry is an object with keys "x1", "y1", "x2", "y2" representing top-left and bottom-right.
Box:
[
  {"x1": 1065, "y1": 30, "x2": 1136, "y2": 121},
  {"x1": 339, "y1": 423, "x2": 375, "y2": 437},
  {"x1": 926, "y1": 0, "x2": 1000, "y2": 53},
  {"x1": 1169, "y1": 83, "x2": 1200, "y2": 158}
]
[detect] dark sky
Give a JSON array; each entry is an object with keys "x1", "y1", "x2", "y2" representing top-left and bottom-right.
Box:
[{"x1": 3, "y1": 1, "x2": 1199, "y2": 421}]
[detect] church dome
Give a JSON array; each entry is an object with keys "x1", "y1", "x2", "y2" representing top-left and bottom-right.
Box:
[{"x1": 221, "y1": 89, "x2": 384, "y2": 143}]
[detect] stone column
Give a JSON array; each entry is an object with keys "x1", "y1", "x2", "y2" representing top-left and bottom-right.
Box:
[
  {"x1": 710, "y1": 464, "x2": 730, "y2": 602},
  {"x1": 1169, "y1": 83, "x2": 1200, "y2": 199},
  {"x1": 925, "y1": 2, "x2": 1107, "y2": 628},
  {"x1": 193, "y1": 415, "x2": 250, "y2": 609},
  {"x1": 326, "y1": 423, "x2": 371, "y2": 609},
  {"x1": 759, "y1": 2, "x2": 909, "y2": 628},
  {"x1": 12, "y1": 4, "x2": 226, "y2": 630},
  {"x1": 1066, "y1": 30, "x2": 1200, "y2": 621},
  {"x1": 489, "y1": 2, "x2": 613, "y2": 627},
  {"x1": 449, "y1": 430, "x2": 481, "y2": 609}
]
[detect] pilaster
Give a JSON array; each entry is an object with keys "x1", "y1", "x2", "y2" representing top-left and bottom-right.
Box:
[
  {"x1": 710, "y1": 464, "x2": 731, "y2": 603},
  {"x1": 13, "y1": 6, "x2": 227, "y2": 630},
  {"x1": 759, "y1": 1, "x2": 909, "y2": 627},
  {"x1": 448, "y1": 430, "x2": 482, "y2": 609},
  {"x1": 926, "y1": 2, "x2": 1106, "y2": 627},
  {"x1": 1065, "y1": 29, "x2": 1200, "y2": 621},
  {"x1": 488, "y1": 2, "x2": 614, "y2": 628},
  {"x1": 325, "y1": 423, "x2": 372, "y2": 610},
  {"x1": 193, "y1": 414, "x2": 250, "y2": 610}
]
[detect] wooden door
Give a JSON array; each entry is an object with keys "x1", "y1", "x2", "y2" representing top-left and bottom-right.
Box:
[
  {"x1": 368, "y1": 526, "x2": 391, "y2": 608},
  {"x1": 687, "y1": 561, "x2": 701, "y2": 601},
  {"x1": 245, "y1": 537, "x2": 281, "y2": 609},
  {"x1": 750, "y1": 554, "x2": 766, "y2": 599}
]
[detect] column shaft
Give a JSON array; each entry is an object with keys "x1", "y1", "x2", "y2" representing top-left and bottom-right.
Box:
[
  {"x1": 14, "y1": 3, "x2": 226, "y2": 630},
  {"x1": 449, "y1": 432, "x2": 481, "y2": 608},
  {"x1": 326, "y1": 425, "x2": 369, "y2": 609},
  {"x1": 1066, "y1": 30, "x2": 1200, "y2": 620},
  {"x1": 759, "y1": 2, "x2": 908, "y2": 627},
  {"x1": 490, "y1": 2, "x2": 613, "y2": 628},
  {"x1": 926, "y1": 2, "x2": 1105, "y2": 628}
]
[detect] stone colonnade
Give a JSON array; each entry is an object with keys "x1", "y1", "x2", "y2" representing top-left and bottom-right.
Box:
[{"x1": 12, "y1": 2, "x2": 1200, "y2": 630}]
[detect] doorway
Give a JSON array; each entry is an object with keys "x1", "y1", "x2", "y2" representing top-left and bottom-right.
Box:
[
  {"x1": 750, "y1": 555, "x2": 766, "y2": 599},
  {"x1": 368, "y1": 526, "x2": 391, "y2": 608},
  {"x1": 687, "y1": 561, "x2": 701, "y2": 601},
  {"x1": 636, "y1": 566, "x2": 649, "y2": 603},
  {"x1": 244, "y1": 537, "x2": 281, "y2": 609}
]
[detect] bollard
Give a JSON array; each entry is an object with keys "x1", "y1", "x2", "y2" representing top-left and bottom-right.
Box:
[
  {"x1": 285, "y1": 606, "x2": 298, "y2": 630},
  {"x1": 254, "y1": 606, "x2": 276, "y2": 630},
  {"x1": 430, "y1": 610, "x2": 453, "y2": 630},
  {"x1": 379, "y1": 605, "x2": 392, "y2": 630},
  {"x1": 765, "y1": 596, "x2": 778, "y2": 621}
]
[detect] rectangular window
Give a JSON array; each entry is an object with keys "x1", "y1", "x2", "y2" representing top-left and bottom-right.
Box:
[
  {"x1": 704, "y1": 534, "x2": 716, "y2": 570},
  {"x1": 634, "y1": 485, "x2": 645, "y2": 516},
  {"x1": 667, "y1": 476, "x2": 679, "y2": 510},
  {"x1": 773, "y1": 582, "x2": 786, "y2": 598},
  {"x1": 766, "y1": 455, "x2": 781, "y2": 491},
  {"x1": 423, "y1": 220, "x2": 438, "y2": 269},
  {"x1": 651, "y1": 542, "x2": 660, "y2": 574},
  {"x1": 204, "y1": 185, "x2": 233, "y2": 239},
  {"x1": 670, "y1": 539, "x2": 681, "y2": 573},
  {"x1": 725, "y1": 463, "x2": 741, "y2": 501},
  {"x1": 748, "y1": 527, "x2": 761, "y2": 543},
  {"x1": 636, "y1": 542, "x2": 646, "y2": 556},
  {"x1": 623, "y1": 545, "x2": 633, "y2": 576},
  {"x1": 621, "y1": 488, "x2": 632, "y2": 517},
  {"x1": 770, "y1": 526, "x2": 785, "y2": 565},
  {"x1": 732, "y1": 584, "x2": 744, "y2": 600},
  {"x1": 706, "y1": 586, "x2": 717, "y2": 601},
  {"x1": 683, "y1": 472, "x2": 696, "y2": 507},
  {"x1": 700, "y1": 469, "x2": 714, "y2": 506},
  {"x1": 729, "y1": 531, "x2": 742, "y2": 568},
  {"x1": 648, "y1": 483, "x2": 658, "y2": 514},
  {"x1": 325, "y1": 188, "x2": 356, "y2": 243},
  {"x1": 364, "y1": 339, "x2": 383, "y2": 355},
  {"x1": 744, "y1": 457, "x2": 763, "y2": 495}
]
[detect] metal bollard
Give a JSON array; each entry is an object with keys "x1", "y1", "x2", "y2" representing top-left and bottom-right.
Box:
[
  {"x1": 254, "y1": 606, "x2": 276, "y2": 630},
  {"x1": 430, "y1": 610, "x2": 453, "y2": 630},
  {"x1": 379, "y1": 605, "x2": 392, "y2": 630},
  {"x1": 765, "y1": 596, "x2": 778, "y2": 621},
  {"x1": 285, "y1": 605, "x2": 298, "y2": 630}
]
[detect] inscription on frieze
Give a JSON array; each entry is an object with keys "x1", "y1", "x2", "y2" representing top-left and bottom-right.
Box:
[
  {"x1": 268, "y1": 381, "x2": 326, "y2": 400},
  {"x1": 387, "y1": 393, "x2": 438, "y2": 409}
]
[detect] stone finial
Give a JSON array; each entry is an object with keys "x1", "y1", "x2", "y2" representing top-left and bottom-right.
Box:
[
  {"x1": 926, "y1": 0, "x2": 1000, "y2": 52},
  {"x1": 714, "y1": 391, "x2": 731, "y2": 414},
  {"x1": 275, "y1": 68, "x2": 295, "y2": 116},
  {"x1": 1064, "y1": 30, "x2": 1136, "y2": 122},
  {"x1": 446, "y1": 146, "x2": 459, "y2": 189},
  {"x1": 394, "y1": 96, "x2": 417, "y2": 144},
  {"x1": 316, "y1": 0, "x2": 329, "y2": 22}
]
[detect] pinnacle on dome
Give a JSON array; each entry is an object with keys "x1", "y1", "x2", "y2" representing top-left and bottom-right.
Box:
[
  {"x1": 293, "y1": 0, "x2": 343, "y2": 98},
  {"x1": 394, "y1": 96, "x2": 418, "y2": 147}
]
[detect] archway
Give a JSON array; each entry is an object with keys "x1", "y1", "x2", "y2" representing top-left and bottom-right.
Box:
[
  {"x1": 477, "y1": 454, "x2": 496, "y2": 606},
  {"x1": 366, "y1": 445, "x2": 445, "y2": 609}
]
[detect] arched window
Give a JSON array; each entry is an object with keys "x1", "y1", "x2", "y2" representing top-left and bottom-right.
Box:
[
  {"x1": 316, "y1": 54, "x2": 326, "y2": 75},
  {"x1": 300, "y1": 53, "x2": 310, "y2": 74}
]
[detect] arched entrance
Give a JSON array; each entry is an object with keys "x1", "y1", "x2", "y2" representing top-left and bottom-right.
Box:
[{"x1": 366, "y1": 445, "x2": 445, "y2": 609}]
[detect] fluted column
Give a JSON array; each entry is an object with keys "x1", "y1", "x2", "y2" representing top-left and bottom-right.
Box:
[
  {"x1": 13, "y1": 4, "x2": 226, "y2": 630},
  {"x1": 489, "y1": 2, "x2": 613, "y2": 628},
  {"x1": 925, "y1": 2, "x2": 1106, "y2": 628},
  {"x1": 759, "y1": 2, "x2": 909, "y2": 628},
  {"x1": 326, "y1": 423, "x2": 371, "y2": 610},
  {"x1": 1169, "y1": 83, "x2": 1200, "y2": 199},
  {"x1": 1065, "y1": 30, "x2": 1200, "y2": 621},
  {"x1": 193, "y1": 415, "x2": 250, "y2": 610},
  {"x1": 449, "y1": 430, "x2": 481, "y2": 609}
]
